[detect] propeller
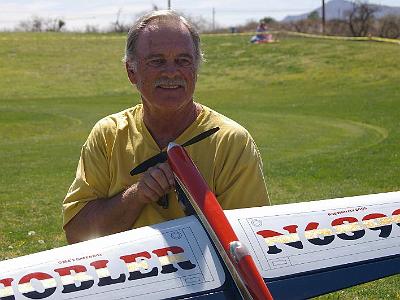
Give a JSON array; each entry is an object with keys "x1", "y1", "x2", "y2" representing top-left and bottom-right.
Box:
[{"x1": 130, "y1": 127, "x2": 219, "y2": 176}]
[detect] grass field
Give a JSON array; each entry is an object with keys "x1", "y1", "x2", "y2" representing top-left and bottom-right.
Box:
[{"x1": 0, "y1": 32, "x2": 399, "y2": 299}]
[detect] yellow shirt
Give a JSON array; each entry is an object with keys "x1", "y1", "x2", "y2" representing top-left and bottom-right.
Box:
[{"x1": 63, "y1": 104, "x2": 269, "y2": 229}]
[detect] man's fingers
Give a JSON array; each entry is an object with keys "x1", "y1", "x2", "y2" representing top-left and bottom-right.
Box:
[
  {"x1": 156, "y1": 162, "x2": 175, "y2": 187},
  {"x1": 143, "y1": 169, "x2": 165, "y2": 197},
  {"x1": 148, "y1": 165, "x2": 171, "y2": 191},
  {"x1": 133, "y1": 162, "x2": 176, "y2": 205}
]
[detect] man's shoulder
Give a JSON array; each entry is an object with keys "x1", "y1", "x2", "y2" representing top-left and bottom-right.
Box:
[
  {"x1": 201, "y1": 105, "x2": 251, "y2": 140},
  {"x1": 95, "y1": 104, "x2": 141, "y2": 132},
  {"x1": 88, "y1": 105, "x2": 142, "y2": 142}
]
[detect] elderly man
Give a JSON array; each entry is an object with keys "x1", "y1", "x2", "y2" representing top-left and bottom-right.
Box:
[{"x1": 63, "y1": 10, "x2": 269, "y2": 244}]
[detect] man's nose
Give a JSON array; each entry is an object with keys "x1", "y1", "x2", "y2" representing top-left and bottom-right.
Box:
[{"x1": 161, "y1": 61, "x2": 179, "y2": 77}]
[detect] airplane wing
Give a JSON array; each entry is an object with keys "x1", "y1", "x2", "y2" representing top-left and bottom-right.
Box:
[
  {"x1": 0, "y1": 192, "x2": 399, "y2": 299},
  {"x1": 226, "y1": 191, "x2": 400, "y2": 299}
]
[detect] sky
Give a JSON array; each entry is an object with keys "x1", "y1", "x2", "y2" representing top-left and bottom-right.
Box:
[{"x1": 1, "y1": 0, "x2": 399, "y2": 31}]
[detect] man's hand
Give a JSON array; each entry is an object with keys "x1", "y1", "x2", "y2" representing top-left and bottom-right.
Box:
[
  {"x1": 65, "y1": 162, "x2": 175, "y2": 244},
  {"x1": 125, "y1": 162, "x2": 175, "y2": 204}
]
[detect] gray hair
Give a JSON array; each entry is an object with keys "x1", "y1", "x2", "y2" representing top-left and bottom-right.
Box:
[{"x1": 123, "y1": 10, "x2": 204, "y2": 70}]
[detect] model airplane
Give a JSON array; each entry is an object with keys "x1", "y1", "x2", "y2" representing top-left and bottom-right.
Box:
[{"x1": 1, "y1": 145, "x2": 399, "y2": 300}]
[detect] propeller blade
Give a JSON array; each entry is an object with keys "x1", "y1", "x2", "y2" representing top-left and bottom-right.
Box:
[{"x1": 130, "y1": 127, "x2": 219, "y2": 176}]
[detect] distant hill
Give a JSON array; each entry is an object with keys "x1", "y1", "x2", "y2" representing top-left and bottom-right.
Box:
[{"x1": 282, "y1": 0, "x2": 400, "y2": 22}]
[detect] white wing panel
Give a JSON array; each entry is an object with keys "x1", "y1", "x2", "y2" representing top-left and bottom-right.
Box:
[
  {"x1": 226, "y1": 191, "x2": 400, "y2": 278},
  {"x1": 0, "y1": 217, "x2": 225, "y2": 300}
]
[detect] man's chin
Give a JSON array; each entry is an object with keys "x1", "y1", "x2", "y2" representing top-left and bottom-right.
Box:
[{"x1": 152, "y1": 96, "x2": 194, "y2": 111}]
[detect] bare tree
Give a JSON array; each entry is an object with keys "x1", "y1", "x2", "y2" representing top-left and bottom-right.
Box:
[
  {"x1": 185, "y1": 14, "x2": 214, "y2": 32},
  {"x1": 18, "y1": 16, "x2": 44, "y2": 32},
  {"x1": 85, "y1": 24, "x2": 100, "y2": 33},
  {"x1": 326, "y1": 19, "x2": 351, "y2": 36},
  {"x1": 32, "y1": 17, "x2": 44, "y2": 31},
  {"x1": 111, "y1": 8, "x2": 130, "y2": 33},
  {"x1": 289, "y1": 19, "x2": 321, "y2": 34},
  {"x1": 47, "y1": 19, "x2": 66, "y2": 32},
  {"x1": 378, "y1": 15, "x2": 400, "y2": 38},
  {"x1": 347, "y1": 1, "x2": 378, "y2": 37},
  {"x1": 17, "y1": 16, "x2": 66, "y2": 32}
]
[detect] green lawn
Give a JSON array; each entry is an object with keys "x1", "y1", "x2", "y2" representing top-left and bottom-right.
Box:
[{"x1": 0, "y1": 32, "x2": 399, "y2": 299}]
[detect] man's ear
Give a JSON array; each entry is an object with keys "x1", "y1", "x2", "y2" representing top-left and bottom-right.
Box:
[{"x1": 126, "y1": 62, "x2": 137, "y2": 85}]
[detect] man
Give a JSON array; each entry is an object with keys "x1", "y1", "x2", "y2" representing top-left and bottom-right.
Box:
[{"x1": 63, "y1": 10, "x2": 270, "y2": 244}]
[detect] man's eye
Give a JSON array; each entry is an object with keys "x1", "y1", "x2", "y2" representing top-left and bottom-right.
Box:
[
  {"x1": 177, "y1": 58, "x2": 192, "y2": 66},
  {"x1": 148, "y1": 59, "x2": 164, "y2": 66}
]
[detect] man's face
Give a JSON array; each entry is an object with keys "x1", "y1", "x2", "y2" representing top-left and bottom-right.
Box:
[{"x1": 127, "y1": 21, "x2": 197, "y2": 113}]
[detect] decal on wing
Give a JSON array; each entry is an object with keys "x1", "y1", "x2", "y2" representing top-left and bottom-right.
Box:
[
  {"x1": 0, "y1": 219, "x2": 225, "y2": 300},
  {"x1": 226, "y1": 192, "x2": 400, "y2": 279}
]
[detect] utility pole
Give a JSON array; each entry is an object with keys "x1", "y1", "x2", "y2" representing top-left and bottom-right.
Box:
[
  {"x1": 212, "y1": 7, "x2": 215, "y2": 32},
  {"x1": 322, "y1": 0, "x2": 326, "y2": 34},
  {"x1": 168, "y1": 0, "x2": 171, "y2": 10}
]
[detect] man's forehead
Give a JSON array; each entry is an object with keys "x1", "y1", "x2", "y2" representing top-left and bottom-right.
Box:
[
  {"x1": 136, "y1": 19, "x2": 195, "y2": 54},
  {"x1": 142, "y1": 19, "x2": 189, "y2": 35}
]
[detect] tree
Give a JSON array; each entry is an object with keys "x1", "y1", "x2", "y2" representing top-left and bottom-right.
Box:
[
  {"x1": 378, "y1": 15, "x2": 400, "y2": 38},
  {"x1": 347, "y1": 1, "x2": 378, "y2": 37},
  {"x1": 260, "y1": 17, "x2": 277, "y2": 25},
  {"x1": 17, "y1": 16, "x2": 66, "y2": 32},
  {"x1": 85, "y1": 25, "x2": 100, "y2": 33},
  {"x1": 58, "y1": 19, "x2": 66, "y2": 31},
  {"x1": 174, "y1": 11, "x2": 214, "y2": 33},
  {"x1": 289, "y1": 19, "x2": 321, "y2": 34},
  {"x1": 308, "y1": 11, "x2": 320, "y2": 21},
  {"x1": 18, "y1": 16, "x2": 44, "y2": 32},
  {"x1": 47, "y1": 18, "x2": 66, "y2": 32},
  {"x1": 111, "y1": 8, "x2": 130, "y2": 33},
  {"x1": 326, "y1": 19, "x2": 350, "y2": 36}
]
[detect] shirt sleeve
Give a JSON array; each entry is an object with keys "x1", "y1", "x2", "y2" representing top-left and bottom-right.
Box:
[
  {"x1": 214, "y1": 130, "x2": 270, "y2": 210},
  {"x1": 62, "y1": 120, "x2": 113, "y2": 227}
]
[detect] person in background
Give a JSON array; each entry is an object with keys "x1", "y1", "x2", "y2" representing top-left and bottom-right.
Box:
[{"x1": 251, "y1": 20, "x2": 274, "y2": 43}]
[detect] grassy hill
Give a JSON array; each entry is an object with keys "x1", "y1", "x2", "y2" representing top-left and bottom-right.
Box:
[{"x1": 0, "y1": 32, "x2": 399, "y2": 299}]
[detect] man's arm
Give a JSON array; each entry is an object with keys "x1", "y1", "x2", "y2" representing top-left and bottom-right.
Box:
[
  {"x1": 64, "y1": 163, "x2": 175, "y2": 244},
  {"x1": 214, "y1": 131, "x2": 270, "y2": 209}
]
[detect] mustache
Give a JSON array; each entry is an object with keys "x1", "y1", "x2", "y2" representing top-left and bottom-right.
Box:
[{"x1": 154, "y1": 78, "x2": 187, "y2": 88}]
